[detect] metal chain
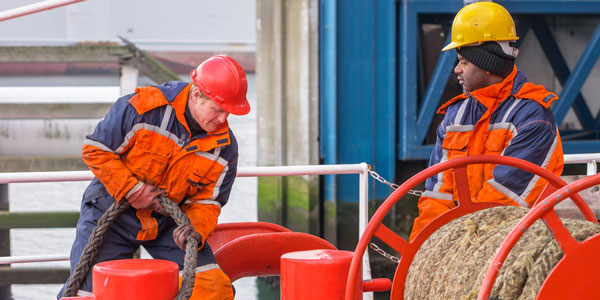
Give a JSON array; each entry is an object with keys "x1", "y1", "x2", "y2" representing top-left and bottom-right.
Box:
[
  {"x1": 368, "y1": 168, "x2": 423, "y2": 197},
  {"x1": 369, "y1": 242, "x2": 400, "y2": 264},
  {"x1": 367, "y1": 166, "x2": 422, "y2": 264}
]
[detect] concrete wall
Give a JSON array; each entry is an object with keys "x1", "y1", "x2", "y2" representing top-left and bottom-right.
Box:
[
  {"x1": 255, "y1": 0, "x2": 321, "y2": 236},
  {"x1": 0, "y1": 0, "x2": 256, "y2": 52},
  {"x1": 0, "y1": 1, "x2": 258, "y2": 171}
]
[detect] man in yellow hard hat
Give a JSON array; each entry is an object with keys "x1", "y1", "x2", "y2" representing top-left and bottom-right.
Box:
[
  {"x1": 409, "y1": 2, "x2": 564, "y2": 241},
  {"x1": 58, "y1": 55, "x2": 250, "y2": 299}
]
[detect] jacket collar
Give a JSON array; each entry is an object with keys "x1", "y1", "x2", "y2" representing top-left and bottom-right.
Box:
[
  {"x1": 437, "y1": 66, "x2": 518, "y2": 114},
  {"x1": 468, "y1": 65, "x2": 518, "y2": 110},
  {"x1": 129, "y1": 83, "x2": 231, "y2": 151}
]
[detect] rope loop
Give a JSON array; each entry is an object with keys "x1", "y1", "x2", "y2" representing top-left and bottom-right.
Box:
[{"x1": 62, "y1": 196, "x2": 199, "y2": 300}]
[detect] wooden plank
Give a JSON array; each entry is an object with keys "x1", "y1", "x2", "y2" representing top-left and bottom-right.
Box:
[
  {"x1": 0, "y1": 268, "x2": 69, "y2": 284},
  {"x1": 0, "y1": 212, "x2": 79, "y2": 229},
  {"x1": 0, "y1": 156, "x2": 87, "y2": 172},
  {"x1": 0, "y1": 42, "x2": 180, "y2": 85},
  {"x1": 0, "y1": 45, "x2": 131, "y2": 63},
  {"x1": 0, "y1": 103, "x2": 112, "y2": 119},
  {"x1": 119, "y1": 37, "x2": 181, "y2": 84}
]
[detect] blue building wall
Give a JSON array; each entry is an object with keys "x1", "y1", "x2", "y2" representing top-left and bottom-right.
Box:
[{"x1": 320, "y1": 0, "x2": 600, "y2": 248}]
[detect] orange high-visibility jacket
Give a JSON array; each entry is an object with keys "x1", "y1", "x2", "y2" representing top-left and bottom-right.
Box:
[
  {"x1": 409, "y1": 67, "x2": 563, "y2": 241},
  {"x1": 82, "y1": 81, "x2": 238, "y2": 244}
]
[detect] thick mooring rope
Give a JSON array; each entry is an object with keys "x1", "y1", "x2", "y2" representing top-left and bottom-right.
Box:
[
  {"x1": 62, "y1": 196, "x2": 198, "y2": 300},
  {"x1": 404, "y1": 206, "x2": 600, "y2": 300},
  {"x1": 157, "y1": 196, "x2": 199, "y2": 300}
]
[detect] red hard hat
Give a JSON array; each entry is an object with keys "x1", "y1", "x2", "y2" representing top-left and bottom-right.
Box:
[{"x1": 190, "y1": 55, "x2": 250, "y2": 115}]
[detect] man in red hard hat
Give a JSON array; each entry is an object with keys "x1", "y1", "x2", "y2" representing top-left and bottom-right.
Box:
[
  {"x1": 58, "y1": 55, "x2": 249, "y2": 299},
  {"x1": 409, "y1": 2, "x2": 563, "y2": 241}
]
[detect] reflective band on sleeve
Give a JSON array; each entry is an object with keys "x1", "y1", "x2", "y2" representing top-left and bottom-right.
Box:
[
  {"x1": 422, "y1": 190, "x2": 453, "y2": 201},
  {"x1": 178, "y1": 263, "x2": 221, "y2": 276},
  {"x1": 84, "y1": 138, "x2": 115, "y2": 153},
  {"x1": 519, "y1": 131, "x2": 559, "y2": 200},
  {"x1": 195, "y1": 263, "x2": 221, "y2": 273},
  {"x1": 488, "y1": 178, "x2": 529, "y2": 207},
  {"x1": 210, "y1": 165, "x2": 229, "y2": 201},
  {"x1": 182, "y1": 199, "x2": 222, "y2": 208},
  {"x1": 432, "y1": 148, "x2": 449, "y2": 192}
]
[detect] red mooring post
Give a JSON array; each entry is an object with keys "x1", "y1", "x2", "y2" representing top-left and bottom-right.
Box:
[
  {"x1": 280, "y1": 249, "x2": 362, "y2": 300},
  {"x1": 91, "y1": 259, "x2": 179, "y2": 300}
]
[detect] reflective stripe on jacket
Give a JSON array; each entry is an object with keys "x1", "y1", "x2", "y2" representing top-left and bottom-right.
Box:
[
  {"x1": 409, "y1": 67, "x2": 563, "y2": 241},
  {"x1": 82, "y1": 81, "x2": 238, "y2": 242}
]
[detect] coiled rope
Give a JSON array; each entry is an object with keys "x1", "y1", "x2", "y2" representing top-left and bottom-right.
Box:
[
  {"x1": 62, "y1": 196, "x2": 198, "y2": 300},
  {"x1": 405, "y1": 206, "x2": 600, "y2": 300}
]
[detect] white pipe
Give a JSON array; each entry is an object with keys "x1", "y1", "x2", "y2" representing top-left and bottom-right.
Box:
[
  {"x1": 563, "y1": 153, "x2": 600, "y2": 164},
  {"x1": 587, "y1": 160, "x2": 597, "y2": 176},
  {"x1": 0, "y1": 163, "x2": 373, "y2": 270},
  {"x1": 358, "y1": 163, "x2": 373, "y2": 300},
  {"x1": 0, "y1": 0, "x2": 85, "y2": 22},
  {"x1": 564, "y1": 154, "x2": 600, "y2": 176},
  {"x1": 0, "y1": 254, "x2": 69, "y2": 264},
  {"x1": 5, "y1": 155, "x2": 599, "y2": 266},
  {"x1": 0, "y1": 170, "x2": 93, "y2": 183},
  {"x1": 237, "y1": 164, "x2": 367, "y2": 177},
  {"x1": 0, "y1": 164, "x2": 369, "y2": 183}
]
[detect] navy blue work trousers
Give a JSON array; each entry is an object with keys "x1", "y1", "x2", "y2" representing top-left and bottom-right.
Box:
[{"x1": 57, "y1": 178, "x2": 217, "y2": 299}]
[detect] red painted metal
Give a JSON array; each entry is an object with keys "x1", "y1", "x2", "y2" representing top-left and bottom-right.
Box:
[
  {"x1": 214, "y1": 231, "x2": 336, "y2": 282},
  {"x1": 92, "y1": 259, "x2": 179, "y2": 300},
  {"x1": 363, "y1": 278, "x2": 392, "y2": 292},
  {"x1": 478, "y1": 172, "x2": 600, "y2": 300},
  {"x1": 345, "y1": 155, "x2": 581, "y2": 300},
  {"x1": 536, "y1": 235, "x2": 600, "y2": 299},
  {"x1": 281, "y1": 250, "x2": 362, "y2": 299},
  {"x1": 208, "y1": 221, "x2": 291, "y2": 251}
]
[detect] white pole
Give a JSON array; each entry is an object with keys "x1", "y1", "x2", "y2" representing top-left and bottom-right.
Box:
[
  {"x1": 0, "y1": 0, "x2": 86, "y2": 22},
  {"x1": 0, "y1": 254, "x2": 69, "y2": 264},
  {"x1": 0, "y1": 164, "x2": 368, "y2": 183},
  {"x1": 587, "y1": 160, "x2": 597, "y2": 176},
  {"x1": 358, "y1": 163, "x2": 373, "y2": 300},
  {"x1": 119, "y1": 65, "x2": 139, "y2": 96},
  {"x1": 563, "y1": 153, "x2": 600, "y2": 164}
]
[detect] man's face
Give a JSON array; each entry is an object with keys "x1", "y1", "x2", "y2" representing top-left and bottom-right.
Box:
[
  {"x1": 454, "y1": 54, "x2": 490, "y2": 92},
  {"x1": 189, "y1": 86, "x2": 230, "y2": 133}
]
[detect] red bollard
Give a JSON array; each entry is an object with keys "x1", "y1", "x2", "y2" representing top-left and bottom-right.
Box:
[
  {"x1": 92, "y1": 259, "x2": 179, "y2": 300},
  {"x1": 281, "y1": 249, "x2": 362, "y2": 300}
]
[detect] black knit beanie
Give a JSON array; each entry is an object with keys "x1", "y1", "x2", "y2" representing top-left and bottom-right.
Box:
[{"x1": 456, "y1": 42, "x2": 516, "y2": 77}]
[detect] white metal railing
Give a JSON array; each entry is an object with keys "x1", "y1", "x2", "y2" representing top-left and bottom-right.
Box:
[
  {"x1": 0, "y1": 0, "x2": 85, "y2": 22},
  {"x1": 563, "y1": 153, "x2": 600, "y2": 176},
  {"x1": 1, "y1": 154, "x2": 599, "y2": 284},
  {"x1": 0, "y1": 163, "x2": 374, "y2": 291}
]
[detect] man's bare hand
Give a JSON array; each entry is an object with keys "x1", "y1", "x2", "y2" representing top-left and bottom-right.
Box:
[
  {"x1": 173, "y1": 224, "x2": 203, "y2": 250},
  {"x1": 126, "y1": 183, "x2": 168, "y2": 215}
]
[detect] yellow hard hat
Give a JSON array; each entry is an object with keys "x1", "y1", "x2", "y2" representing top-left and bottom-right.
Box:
[{"x1": 442, "y1": 1, "x2": 519, "y2": 51}]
